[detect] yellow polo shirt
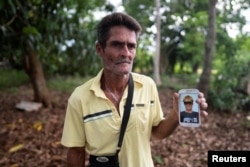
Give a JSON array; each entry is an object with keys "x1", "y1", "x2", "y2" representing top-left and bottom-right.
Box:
[{"x1": 61, "y1": 70, "x2": 164, "y2": 167}]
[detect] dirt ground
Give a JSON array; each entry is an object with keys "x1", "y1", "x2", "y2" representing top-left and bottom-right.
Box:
[{"x1": 0, "y1": 85, "x2": 249, "y2": 167}]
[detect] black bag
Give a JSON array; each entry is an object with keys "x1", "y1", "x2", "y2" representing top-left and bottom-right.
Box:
[
  {"x1": 89, "y1": 155, "x2": 119, "y2": 167},
  {"x1": 89, "y1": 74, "x2": 134, "y2": 167}
]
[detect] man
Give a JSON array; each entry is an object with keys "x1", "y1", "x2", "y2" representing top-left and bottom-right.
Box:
[
  {"x1": 61, "y1": 12, "x2": 208, "y2": 167},
  {"x1": 180, "y1": 95, "x2": 199, "y2": 123}
]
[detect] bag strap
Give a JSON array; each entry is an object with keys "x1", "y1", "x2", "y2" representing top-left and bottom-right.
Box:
[{"x1": 116, "y1": 73, "x2": 134, "y2": 156}]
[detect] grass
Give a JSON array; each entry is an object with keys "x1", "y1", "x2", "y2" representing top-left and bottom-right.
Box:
[
  {"x1": 0, "y1": 68, "x2": 91, "y2": 94},
  {"x1": 0, "y1": 68, "x2": 29, "y2": 92},
  {"x1": 0, "y1": 68, "x2": 199, "y2": 94},
  {"x1": 47, "y1": 75, "x2": 91, "y2": 93}
]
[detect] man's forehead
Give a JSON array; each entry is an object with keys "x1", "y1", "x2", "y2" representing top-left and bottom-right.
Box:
[{"x1": 108, "y1": 26, "x2": 137, "y2": 39}]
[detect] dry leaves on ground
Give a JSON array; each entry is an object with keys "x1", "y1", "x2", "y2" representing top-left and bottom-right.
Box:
[{"x1": 0, "y1": 86, "x2": 249, "y2": 167}]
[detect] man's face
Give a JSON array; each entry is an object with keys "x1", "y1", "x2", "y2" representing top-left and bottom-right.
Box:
[
  {"x1": 96, "y1": 26, "x2": 137, "y2": 76},
  {"x1": 184, "y1": 101, "x2": 193, "y2": 112}
]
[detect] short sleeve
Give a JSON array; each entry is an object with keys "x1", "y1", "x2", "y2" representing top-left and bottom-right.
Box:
[{"x1": 61, "y1": 96, "x2": 86, "y2": 147}]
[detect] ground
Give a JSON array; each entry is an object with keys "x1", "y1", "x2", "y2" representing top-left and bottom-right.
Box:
[{"x1": 0, "y1": 85, "x2": 249, "y2": 167}]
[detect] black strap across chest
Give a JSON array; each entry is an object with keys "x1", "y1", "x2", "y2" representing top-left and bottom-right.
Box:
[{"x1": 116, "y1": 73, "x2": 134, "y2": 155}]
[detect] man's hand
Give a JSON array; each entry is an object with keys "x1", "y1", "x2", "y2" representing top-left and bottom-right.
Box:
[
  {"x1": 197, "y1": 92, "x2": 208, "y2": 117},
  {"x1": 67, "y1": 147, "x2": 85, "y2": 167}
]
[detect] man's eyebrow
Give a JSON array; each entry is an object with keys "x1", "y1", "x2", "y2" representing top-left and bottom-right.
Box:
[{"x1": 110, "y1": 40, "x2": 136, "y2": 45}]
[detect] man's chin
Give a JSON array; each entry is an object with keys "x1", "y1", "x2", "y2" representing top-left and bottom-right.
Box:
[
  {"x1": 115, "y1": 69, "x2": 132, "y2": 76},
  {"x1": 118, "y1": 67, "x2": 132, "y2": 74}
]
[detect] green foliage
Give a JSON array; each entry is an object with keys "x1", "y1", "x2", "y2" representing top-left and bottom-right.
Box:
[
  {"x1": 0, "y1": 0, "x2": 109, "y2": 76},
  {"x1": 160, "y1": 0, "x2": 209, "y2": 74},
  {"x1": 124, "y1": 0, "x2": 154, "y2": 30},
  {"x1": 153, "y1": 155, "x2": 164, "y2": 165},
  {"x1": 133, "y1": 39, "x2": 153, "y2": 74},
  {"x1": 209, "y1": 32, "x2": 250, "y2": 112},
  {"x1": 0, "y1": 68, "x2": 29, "y2": 91},
  {"x1": 209, "y1": 57, "x2": 250, "y2": 112}
]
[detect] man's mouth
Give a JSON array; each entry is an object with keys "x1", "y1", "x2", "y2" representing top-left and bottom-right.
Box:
[{"x1": 115, "y1": 59, "x2": 131, "y2": 65}]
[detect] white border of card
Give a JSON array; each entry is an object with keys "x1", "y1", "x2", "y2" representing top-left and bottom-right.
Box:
[{"x1": 178, "y1": 89, "x2": 201, "y2": 127}]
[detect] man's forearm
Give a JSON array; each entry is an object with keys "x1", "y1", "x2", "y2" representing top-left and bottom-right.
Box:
[
  {"x1": 67, "y1": 147, "x2": 85, "y2": 167},
  {"x1": 152, "y1": 110, "x2": 179, "y2": 140}
]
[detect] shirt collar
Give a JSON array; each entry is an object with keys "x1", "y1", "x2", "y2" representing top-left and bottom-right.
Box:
[
  {"x1": 90, "y1": 69, "x2": 105, "y2": 99},
  {"x1": 90, "y1": 69, "x2": 144, "y2": 98}
]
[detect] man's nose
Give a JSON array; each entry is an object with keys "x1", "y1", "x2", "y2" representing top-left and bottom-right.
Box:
[{"x1": 120, "y1": 45, "x2": 130, "y2": 56}]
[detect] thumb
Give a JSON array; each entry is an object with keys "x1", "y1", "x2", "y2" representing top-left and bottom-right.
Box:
[{"x1": 172, "y1": 92, "x2": 179, "y2": 114}]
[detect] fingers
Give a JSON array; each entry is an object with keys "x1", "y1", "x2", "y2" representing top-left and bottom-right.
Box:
[
  {"x1": 173, "y1": 92, "x2": 179, "y2": 100},
  {"x1": 197, "y1": 92, "x2": 208, "y2": 116},
  {"x1": 198, "y1": 92, "x2": 204, "y2": 98},
  {"x1": 202, "y1": 110, "x2": 208, "y2": 116}
]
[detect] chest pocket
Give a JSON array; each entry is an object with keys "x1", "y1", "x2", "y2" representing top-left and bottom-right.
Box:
[{"x1": 134, "y1": 103, "x2": 150, "y2": 132}]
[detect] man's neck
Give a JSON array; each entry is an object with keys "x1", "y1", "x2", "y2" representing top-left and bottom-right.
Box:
[{"x1": 101, "y1": 71, "x2": 129, "y2": 93}]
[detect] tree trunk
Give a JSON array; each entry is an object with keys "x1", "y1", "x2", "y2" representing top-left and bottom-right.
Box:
[
  {"x1": 196, "y1": 0, "x2": 217, "y2": 97},
  {"x1": 153, "y1": 0, "x2": 162, "y2": 86},
  {"x1": 24, "y1": 43, "x2": 51, "y2": 108}
]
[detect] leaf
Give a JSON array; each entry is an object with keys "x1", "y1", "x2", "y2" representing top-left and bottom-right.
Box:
[
  {"x1": 33, "y1": 121, "x2": 43, "y2": 131},
  {"x1": 8, "y1": 144, "x2": 24, "y2": 153},
  {"x1": 54, "y1": 141, "x2": 61, "y2": 145},
  {"x1": 10, "y1": 164, "x2": 19, "y2": 167},
  {"x1": 153, "y1": 155, "x2": 164, "y2": 165},
  {"x1": 7, "y1": 0, "x2": 16, "y2": 13},
  {"x1": 182, "y1": 143, "x2": 189, "y2": 148},
  {"x1": 22, "y1": 26, "x2": 39, "y2": 36},
  {"x1": 18, "y1": 118, "x2": 23, "y2": 123},
  {"x1": 0, "y1": 1, "x2": 4, "y2": 10}
]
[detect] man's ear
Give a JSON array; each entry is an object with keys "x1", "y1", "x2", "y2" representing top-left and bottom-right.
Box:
[{"x1": 95, "y1": 41, "x2": 103, "y2": 56}]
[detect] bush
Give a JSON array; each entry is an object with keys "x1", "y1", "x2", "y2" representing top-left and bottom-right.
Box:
[{"x1": 209, "y1": 58, "x2": 250, "y2": 112}]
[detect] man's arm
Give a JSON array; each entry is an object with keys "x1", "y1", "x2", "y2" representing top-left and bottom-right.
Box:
[
  {"x1": 152, "y1": 92, "x2": 208, "y2": 139},
  {"x1": 67, "y1": 147, "x2": 86, "y2": 167},
  {"x1": 152, "y1": 110, "x2": 179, "y2": 140},
  {"x1": 152, "y1": 93, "x2": 179, "y2": 140}
]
